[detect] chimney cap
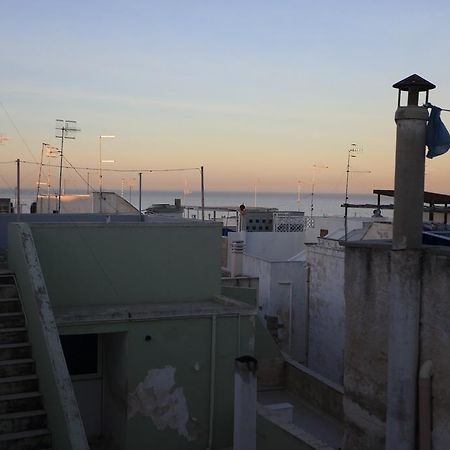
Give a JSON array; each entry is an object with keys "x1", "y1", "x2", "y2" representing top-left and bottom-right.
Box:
[{"x1": 393, "y1": 74, "x2": 436, "y2": 92}]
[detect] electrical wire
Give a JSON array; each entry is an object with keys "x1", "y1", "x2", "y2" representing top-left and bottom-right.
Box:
[{"x1": 0, "y1": 101, "x2": 38, "y2": 163}]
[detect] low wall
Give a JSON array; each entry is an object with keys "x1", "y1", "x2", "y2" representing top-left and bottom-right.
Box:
[
  {"x1": 257, "y1": 404, "x2": 334, "y2": 450},
  {"x1": 8, "y1": 223, "x2": 88, "y2": 450},
  {"x1": 0, "y1": 213, "x2": 142, "y2": 249},
  {"x1": 285, "y1": 358, "x2": 343, "y2": 421}
]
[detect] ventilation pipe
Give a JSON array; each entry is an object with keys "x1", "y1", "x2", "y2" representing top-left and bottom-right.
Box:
[
  {"x1": 386, "y1": 75, "x2": 435, "y2": 450},
  {"x1": 230, "y1": 240, "x2": 245, "y2": 277},
  {"x1": 233, "y1": 355, "x2": 257, "y2": 450}
]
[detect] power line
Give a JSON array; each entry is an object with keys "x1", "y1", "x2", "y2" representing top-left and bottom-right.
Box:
[
  {"x1": 10, "y1": 160, "x2": 200, "y2": 173},
  {"x1": 0, "y1": 101, "x2": 38, "y2": 163}
]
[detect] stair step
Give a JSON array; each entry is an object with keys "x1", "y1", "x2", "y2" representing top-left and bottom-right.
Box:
[
  {"x1": 0, "y1": 409, "x2": 47, "y2": 434},
  {"x1": 0, "y1": 392, "x2": 42, "y2": 414},
  {"x1": 0, "y1": 275, "x2": 15, "y2": 285},
  {"x1": 0, "y1": 374, "x2": 38, "y2": 395},
  {"x1": 0, "y1": 428, "x2": 51, "y2": 450},
  {"x1": 0, "y1": 313, "x2": 25, "y2": 329},
  {"x1": 0, "y1": 285, "x2": 18, "y2": 299},
  {"x1": 0, "y1": 298, "x2": 21, "y2": 314},
  {"x1": 0, "y1": 328, "x2": 28, "y2": 344},
  {"x1": 0, "y1": 343, "x2": 31, "y2": 361},
  {"x1": 0, "y1": 358, "x2": 35, "y2": 378}
]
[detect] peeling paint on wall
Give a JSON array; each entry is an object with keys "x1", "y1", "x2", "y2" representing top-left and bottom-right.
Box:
[{"x1": 128, "y1": 366, "x2": 195, "y2": 441}]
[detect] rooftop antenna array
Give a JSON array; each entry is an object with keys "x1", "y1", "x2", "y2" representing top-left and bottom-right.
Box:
[{"x1": 55, "y1": 119, "x2": 80, "y2": 213}]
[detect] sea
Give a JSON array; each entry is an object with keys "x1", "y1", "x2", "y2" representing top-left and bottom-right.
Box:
[{"x1": 1, "y1": 188, "x2": 393, "y2": 219}]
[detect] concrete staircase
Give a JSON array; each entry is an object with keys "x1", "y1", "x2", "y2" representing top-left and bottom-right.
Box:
[{"x1": 0, "y1": 273, "x2": 52, "y2": 449}]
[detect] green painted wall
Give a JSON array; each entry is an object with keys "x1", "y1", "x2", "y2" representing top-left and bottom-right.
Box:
[
  {"x1": 30, "y1": 223, "x2": 222, "y2": 306},
  {"x1": 60, "y1": 315, "x2": 255, "y2": 450}
]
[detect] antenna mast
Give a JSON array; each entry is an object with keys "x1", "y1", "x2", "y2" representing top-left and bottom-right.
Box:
[{"x1": 55, "y1": 119, "x2": 80, "y2": 213}]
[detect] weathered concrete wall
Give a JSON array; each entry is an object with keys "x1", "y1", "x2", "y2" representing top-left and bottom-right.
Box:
[
  {"x1": 343, "y1": 243, "x2": 391, "y2": 450},
  {"x1": 344, "y1": 243, "x2": 450, "y2": 450},
  {"x1": 307, "y1": 242, "x2": 345, "y2": 384},
  {"x1": 30, "y1": 222, "x2": 222, "y2": 306},
  {"x1": 420, "y1": 248, "x2": 450, "y2": 450}
]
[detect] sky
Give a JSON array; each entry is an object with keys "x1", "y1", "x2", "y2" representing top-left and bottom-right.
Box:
[{"x1": 1, "y1": 0, "x2": 450, "y2": 196}]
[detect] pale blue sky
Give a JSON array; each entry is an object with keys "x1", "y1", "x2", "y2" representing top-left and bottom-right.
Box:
[{"x1": 1, "y1": 0, "x2": 450, "y2": 193}]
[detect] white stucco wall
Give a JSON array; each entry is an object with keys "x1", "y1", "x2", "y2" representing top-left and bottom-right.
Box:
[
  {"x1": 307, "y1": 242, "x2": 345, "y2": 384},
  {"x1": 228, "y1": 231, "x2": 305, "y2": 262},
  {"x1": 242, "y1": 254, "x2": 307, "y2": 362}
]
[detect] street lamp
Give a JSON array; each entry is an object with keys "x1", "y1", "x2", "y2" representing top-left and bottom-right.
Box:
[{"x1": 99, "y1": 135, "x2": 116, "y2": 194}]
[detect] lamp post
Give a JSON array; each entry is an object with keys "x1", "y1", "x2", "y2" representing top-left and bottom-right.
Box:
[
  {"x1": 99, "y1": 135, "x2": 115, "y2": 213},
  {"x1": 99, "y1": 135, "x2": 115, "y2": 194}
]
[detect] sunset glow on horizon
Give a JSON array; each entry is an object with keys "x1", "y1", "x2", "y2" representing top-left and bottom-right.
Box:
[{"x1": 2, "y1": 1, "x2": 450, "y2": 197}]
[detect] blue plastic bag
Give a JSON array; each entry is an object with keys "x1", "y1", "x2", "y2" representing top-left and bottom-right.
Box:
[{"x1": 426, "y1": 105, "x2": 450, "y2": 159}]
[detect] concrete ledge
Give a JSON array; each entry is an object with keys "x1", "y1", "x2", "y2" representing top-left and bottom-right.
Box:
[
  {"x1": 284, "y1": 357, "x2": 344, "y2": 421},
  {"x1": 53, "y1": 296, "x2": 256, "y2": 326},
  {"x1": 257, "y1": 403, "x2": 334, "y2": 450}
]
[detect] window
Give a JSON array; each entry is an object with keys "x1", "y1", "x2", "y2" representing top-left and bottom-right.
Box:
[{"x1": 60, "y1": 334, "x2": 99, "y2": 376}]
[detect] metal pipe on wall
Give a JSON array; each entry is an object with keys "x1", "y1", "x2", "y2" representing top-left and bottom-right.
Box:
[
  {"x1": 418, "y1": 360, "x2": 433, "y2": 450},
  {"x1": 201, "y1": 166, "x2": 205, "y2": 222},
  {"x1": 206, "y1": 315, "x2": 217, "y2": 450}
]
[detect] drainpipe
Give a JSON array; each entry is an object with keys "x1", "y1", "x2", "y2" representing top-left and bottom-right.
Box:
[
  {"x1": 278, "y1": 281, "x2": 293, "y2": 355},
  {"x1": 206, "y1": 315, "x2": 217, "y2": 450},
  {"x1": 419, "y1": 360, "x2": 433, "y2": 450},
  {"x1": 305, "y1": 263, "x2": 311, "y2": 365},
  {"x1": 233, "y1": 355, "x2": 258, "y2": 450},
  {"x1": 386, "y1": 75, "x2": 435, "y2": 450}
]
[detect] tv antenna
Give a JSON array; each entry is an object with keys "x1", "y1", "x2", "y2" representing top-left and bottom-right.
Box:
[
  {"x1": 344, "y1": 144, "x2": 371, "y2": 240},
  {"x1": 0, "y1": 134, "x2": 11, "y2": 145},
  {"x1": 55, "y1": 119, "x2": 80, "y2": 212}
]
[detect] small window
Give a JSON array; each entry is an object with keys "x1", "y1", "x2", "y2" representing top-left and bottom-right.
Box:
[
  {"x1": 60, "y1": 334, "x2": 99, "y2": 376},
  {"x1": 252, "y1": 226, "x2": 256, "y2": 231},
  {"x1": 256, "y1": 219, "x2": 260, "y2": 223},
  {"x1": 249, "y1": 219, "x2": 253, "y2": 223}
]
